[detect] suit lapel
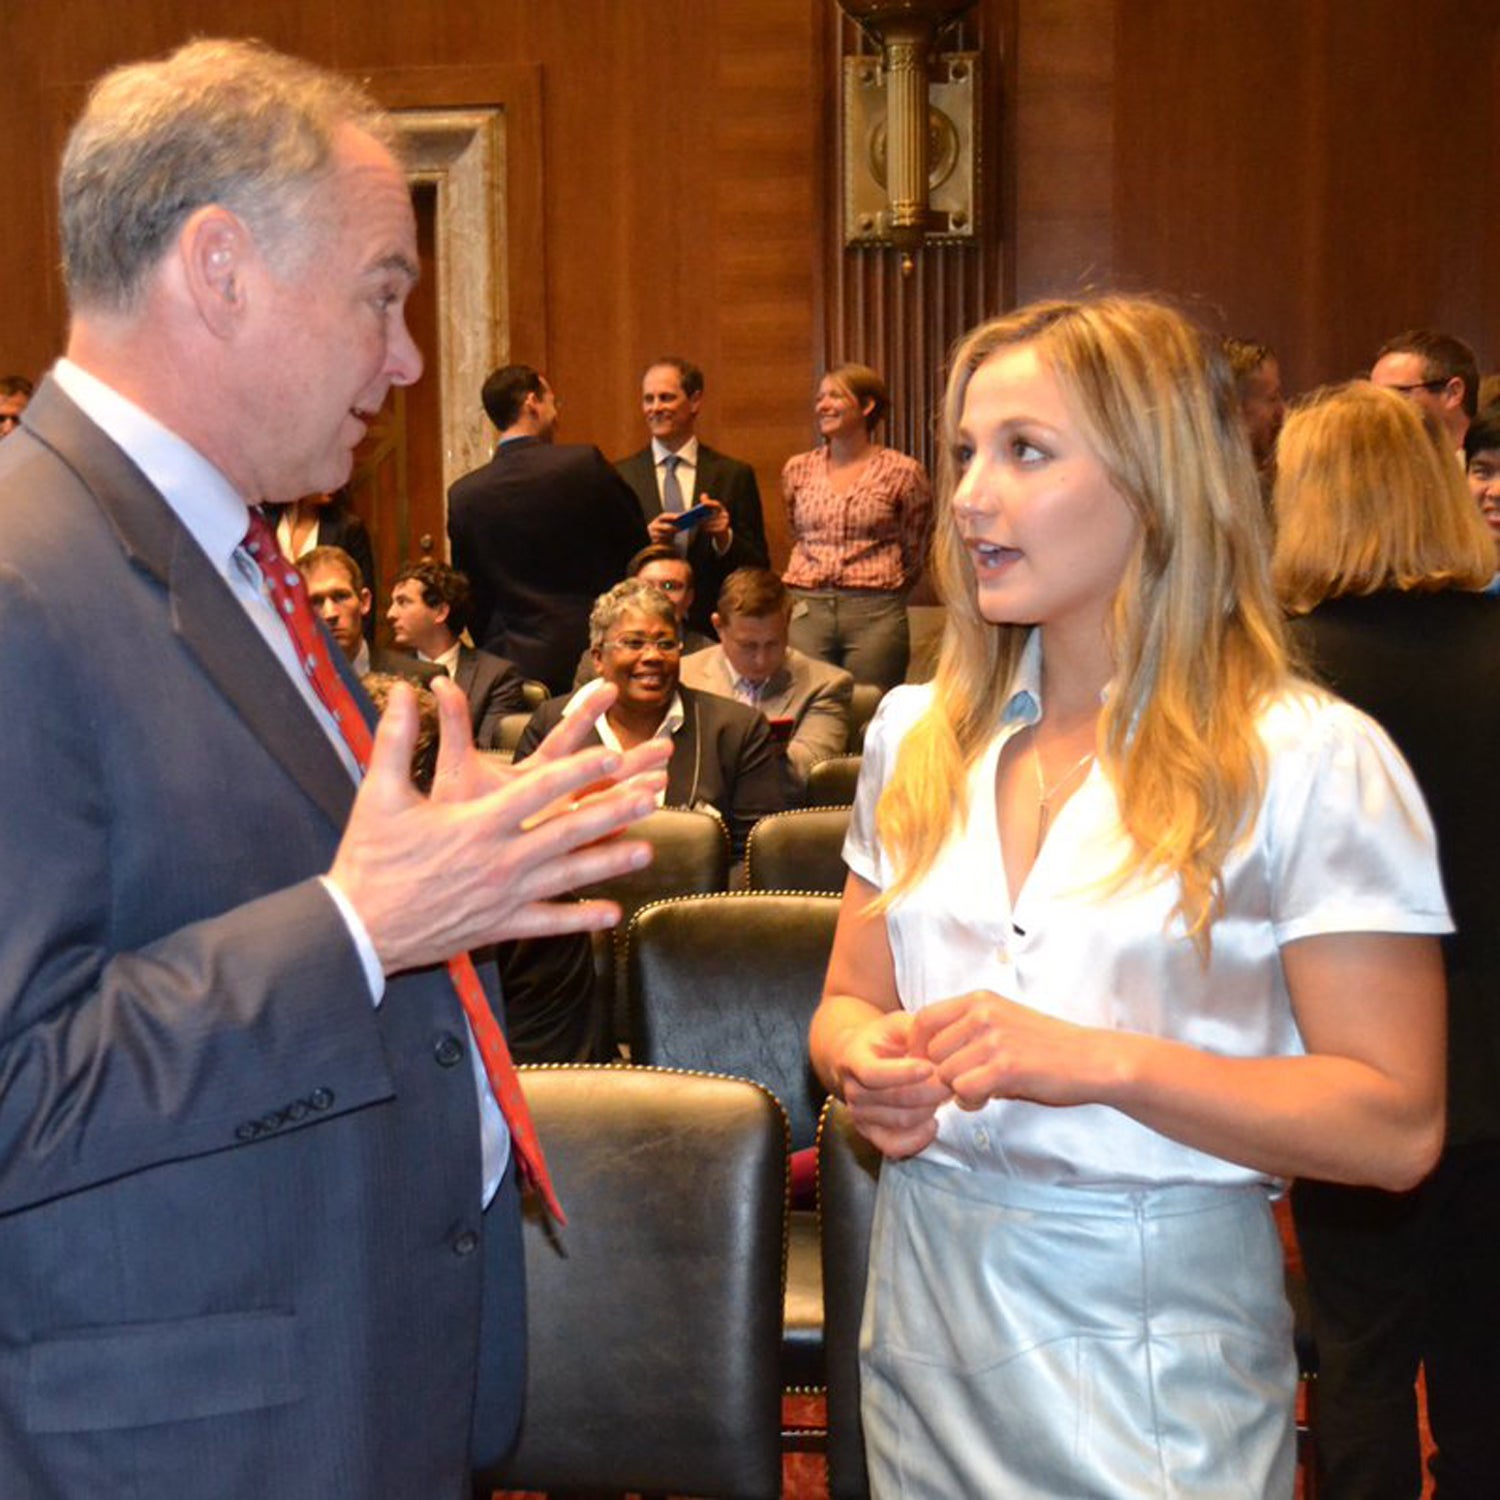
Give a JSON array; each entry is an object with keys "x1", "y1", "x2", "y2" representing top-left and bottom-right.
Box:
[
  {"x1": 453, "y1": 647, "x2": 478, "y2": 695},
  {"x1": 619, "y1": 450, "x2": 660, "y2": 519},
  {"x1": 25, "y1": 380, "x2": 357, "y2": 831}
]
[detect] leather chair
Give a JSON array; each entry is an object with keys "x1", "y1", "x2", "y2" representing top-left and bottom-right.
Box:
[
  {"x1": 474, "y1": 1065, "x2": 786, "y2": 1500},
  {"x1": 578, "y1": 806, "x2": 732, "y2": 1055},
  {"x1": 520, "y1": 677, "x2": 549, "y2": 711},
  {"x1": 847, "y1": 683, "x2": 884, "y2": 753},
  {"x1": 625, "y1": 892, "x2": 840, "y2": 1438},
  {"x1": 805, "y1": 753, "x2": 862, "y2": 807},
  {"x1": 492, "y1": 709, "x2": 532, "y2": 758},
  {"x1": 744, "y1": 806, "x2": 852, "y2": 894}
]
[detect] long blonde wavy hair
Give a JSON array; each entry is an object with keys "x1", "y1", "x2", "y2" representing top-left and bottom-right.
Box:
[{"x1": 876, "y1": 296, "x2": 1290, "y2": 944}]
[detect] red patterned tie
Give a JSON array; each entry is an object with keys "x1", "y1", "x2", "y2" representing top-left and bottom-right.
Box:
[{"x1": 243, "y1": 510, "x2": 564, "y2": 1222}]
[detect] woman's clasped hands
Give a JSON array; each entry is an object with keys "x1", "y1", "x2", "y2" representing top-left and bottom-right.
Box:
[{"x1": 841, "y1": 992, "x2": 1117, "y2": 1158}]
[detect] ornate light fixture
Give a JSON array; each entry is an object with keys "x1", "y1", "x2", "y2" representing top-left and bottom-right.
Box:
[{"x1": 838, "y1": 0, "x2": 979, "y2": 269}]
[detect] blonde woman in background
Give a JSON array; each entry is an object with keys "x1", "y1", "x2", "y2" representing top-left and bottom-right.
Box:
[
  {"x1": 1274, "y1": 381, "x2": 1500, "y2": 1499},
  {"x1": 810, "y1": 298, "x2": 1449, "y2": 1497},
  {"x1": 781, "y1": 363, "x2": 932, "y2": 692}
]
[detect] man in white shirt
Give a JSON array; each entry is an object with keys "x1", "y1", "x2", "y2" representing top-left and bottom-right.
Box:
[
  {"x1": 388, "y1": 557, "x2": 526, "y2": 747},
  {"x1": 0, "y1": 38, "x2": 666, "y2": 1499},
  {"x1": 298, "y1": 544, "x2": 441, "y2": 687},
  {"x1": 681, "y1": 567, "x2": 854, "y2": 799}
]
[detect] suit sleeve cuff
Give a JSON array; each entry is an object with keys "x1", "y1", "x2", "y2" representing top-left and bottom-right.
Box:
[{"x1": 318, "y1": 875, "x2": 387, "y2": 1006}]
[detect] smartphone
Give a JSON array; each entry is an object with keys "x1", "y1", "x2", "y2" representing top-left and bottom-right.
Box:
[{"x1": 672, "y1": 502, "x2": 715, "y2": 531}]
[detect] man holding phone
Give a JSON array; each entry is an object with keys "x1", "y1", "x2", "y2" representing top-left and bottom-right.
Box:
[{"x1": 616, "y1": 357, "x2": 768, "y2": 637}]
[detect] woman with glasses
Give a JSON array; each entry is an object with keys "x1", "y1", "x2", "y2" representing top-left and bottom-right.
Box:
[
  {"x1": 810, "y1": 297, "x2": 1448, "y2": 1496},
  {"x1": 782, "y1": 363, "x2": 932, "y2": 693},
  {"x1": 517, "y1": 577, "x2": 783, "y2": 858},
  {"x1": 1274, "y1": 381, "x2": 1500, "y2": 1498}
]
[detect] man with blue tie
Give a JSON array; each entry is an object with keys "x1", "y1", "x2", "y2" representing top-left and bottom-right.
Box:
[{"x1": 616, "y1": 357, "x2": 769, "y2": 638}]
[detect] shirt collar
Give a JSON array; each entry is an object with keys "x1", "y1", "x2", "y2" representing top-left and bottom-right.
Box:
[
  {"x1": 652, "y1": 435, "x2": 699, "y2": 468},
  {"x1": 425, "y1": 641, "x2": 462, "y2": 677},
  {"x1": 562, "y1": 682, "x2": 686, "y2": 750},
  {"x1": 1001, "y1": 629, "x2": 1044, "y2": 726},
  {"x1": 999, "y1": 629, "x2": 1113, "y2": 728},
  {"x1": 53, "y1": 358, "x2": 250, "y2": 577}
]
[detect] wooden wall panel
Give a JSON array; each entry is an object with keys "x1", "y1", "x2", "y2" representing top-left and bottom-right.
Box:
[
  {"x1": 6, "y1": 0, "x2": 1499, "y2": 572},
  {"x1": 0, "y1": 0, "x2": 822, "y2": 565},
  {"x1": 1113, "y1": 0, "x2": 1500, "y2": 393}
]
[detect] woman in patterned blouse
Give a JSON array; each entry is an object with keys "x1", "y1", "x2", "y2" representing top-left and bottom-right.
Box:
[{"x1": 781, "y1": 363, "x2": 932, "y2": 693}]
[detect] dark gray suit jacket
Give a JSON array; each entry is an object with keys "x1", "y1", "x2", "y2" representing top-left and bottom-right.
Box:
[
  {"x1": 452, "y1": 643, "x2": 527, "y2": 748},
  {"x1": 616, "y1": 443, "x2": 769, "y2": 636},
  {"x1": 0, "y1": 380, "x2": 521, "y2": 1498}
]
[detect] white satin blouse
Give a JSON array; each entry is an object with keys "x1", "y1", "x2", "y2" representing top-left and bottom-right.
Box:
[{"x1": 844, "y1": 633, "x2": 1452, "y2": 1190}]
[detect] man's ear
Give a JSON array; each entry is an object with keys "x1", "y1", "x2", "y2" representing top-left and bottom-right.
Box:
[
  {"x1": 358, "y1": 588, "x2": 373, "y2": 619},
  {"x1": 178, "y1": 206, "x2": 255, "y2": 339},
  {"x1": 433, "y1": 601, "x2": 451, "y2": 630},
  {"x1": 711, "y1": 612, "x2": 724, "y2": 636},
  {"x1": 1443, "y1": 377, "x2": 1466, "y2": 413}
]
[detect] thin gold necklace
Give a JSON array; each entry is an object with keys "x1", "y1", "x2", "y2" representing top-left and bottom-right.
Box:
[{"x1": 1033, "y1": 735, "x2": 1094, "y2": 854}]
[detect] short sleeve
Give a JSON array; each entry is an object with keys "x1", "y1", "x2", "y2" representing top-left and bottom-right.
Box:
[
  {"x1": 1261, "y1": 693, "x2": 1452, "y2": 944},
  {"x1": 842, "y1": 684, "x2": 931, "y2": 890}
]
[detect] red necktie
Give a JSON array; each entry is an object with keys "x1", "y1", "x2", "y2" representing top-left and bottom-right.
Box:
[{"x1": 243, "y1": 510, "x2": 564, "y2": 1222}]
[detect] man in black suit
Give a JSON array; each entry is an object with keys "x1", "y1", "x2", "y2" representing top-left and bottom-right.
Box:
[
  {"x1": 297, "y1": 545, "x2": 441, "y2": 686},
  {"x1": 449, "y1": 364, "x2": 648, "y2": 694},
  {"x1": 0, "y1": 39, "x2": 669, "y2": 1499},
  {"x1": 388, "y1": 558, "x2": 526, "y2": 748},
  {"x1": 615, "y1": 356, "x2": 769, "y2": 637}
]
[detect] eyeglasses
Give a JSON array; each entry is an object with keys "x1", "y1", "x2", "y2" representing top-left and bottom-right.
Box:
[
  {"x1": 604, "y1": 635, "x2": 682, "y2": 655},
  {"x1": 1379, "y1": 379, "x2": 1449, "y2": 396}
]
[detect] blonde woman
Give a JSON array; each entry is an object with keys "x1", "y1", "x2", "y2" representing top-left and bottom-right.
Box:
[
  {"x1": 1273, "y1": 382, "x2": 1499, "y2": 1498},
  {"x1": 809, "y1": 298, "x2": 1449, "y2": 1496},
  {"x1": 781, "y1": 363, "x2": 932, "y2": 692}
]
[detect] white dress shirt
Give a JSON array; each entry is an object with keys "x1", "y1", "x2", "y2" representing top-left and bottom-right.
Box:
[{"x1": 846, "y1": 630, "x2": 1451, "y2": 1191}]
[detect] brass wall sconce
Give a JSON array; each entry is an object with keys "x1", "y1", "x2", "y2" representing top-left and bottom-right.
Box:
[{"x1": 838, "y1": 0, "x2": 979, "y2": 269}]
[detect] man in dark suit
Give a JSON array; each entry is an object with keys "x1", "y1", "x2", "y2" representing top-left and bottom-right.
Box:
[
  {"x1": 0, "y1": 39, "x2": 667, "y2": 1499},
  {"x1": 298, "y1": 544, "x2": 442, "y2": 687},
  {"x1": 615, "y1": 356, "x2": 769, "y2": 637},
  {"x1": 448, "y1": 364, "x2": 648, "y2": 694},
  {"x1": 388, "y1": 558, "x2": 527, "y2": 748}
]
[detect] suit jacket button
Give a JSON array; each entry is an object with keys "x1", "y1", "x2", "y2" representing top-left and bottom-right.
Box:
[
  {"x1": 285, "y1": 1100, "x2": 308, "y2": 1121},
  {"x1": 261, "y1": 1110, "x2": 285, "y2": 1132},
  {"x1": 235, "y1": 1122, "x2": 259, "y2": 1142},
  {"x1": 434, "y1": 1034, "x2": 464, "y2": 1067},
  {"x1": 309, "y1": 1088, "x2": 335, "y2": 1110},
  {"x1": 453, "y1": 1229, "x2": 480, "y2": 1257}
]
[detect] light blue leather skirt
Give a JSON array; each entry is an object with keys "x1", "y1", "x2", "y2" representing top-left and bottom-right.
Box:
[{"x1": 860, "y1": 1157, "x2": 1296, "y2": 1498}]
